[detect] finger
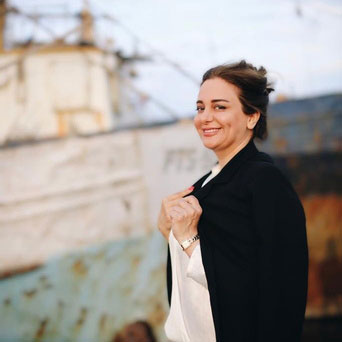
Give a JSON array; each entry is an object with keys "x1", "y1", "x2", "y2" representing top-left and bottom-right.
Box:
[
  {"x1": 172, "y1": 206, "x2": 186, "y2": 216},
  {"x1": 164, "y1": 189, "x2": 195, "y2": 208},
  {"x1": 166, "y1": 198, "x2": 185, "y2": 208},
  {"x1": 170, "y1": 206, "x2": 186, "y2": 219},
  {"x1": 167, "y1": 186, "x2": 194, "y2": 201},
  {"x1": 169, "y1": 209, "x2": 181, "y2": 219},
  {"x1": 169, "y1": 210, "x2": 183, "y2": 222},
  {"x1": 165, "y1": 198, "x2": 191, "y2": 216},
  {"x1": 161, "y1": 202, "x2": 172, "y2": 220},
  {"x1": 177, "y1": 199, "x2": 196, "y2": 215},
  {"x1": 162, "y1": 198, "x2": 182, "y2": 219},
  {"x1": 183, "y1": 196, "x2": 202, "y2": 213}
]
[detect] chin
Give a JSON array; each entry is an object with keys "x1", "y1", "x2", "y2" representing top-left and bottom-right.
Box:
[{"x1": 202, "y1": 140, "x2": 218, "y2": 151}]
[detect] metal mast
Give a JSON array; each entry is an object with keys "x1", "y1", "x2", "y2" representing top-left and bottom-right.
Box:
[
  {"x1": 80, "y1": 0, "x2": 94, "y2": 45},
  {"x1": 0, "y1": 0, "x2": 6, "y2": 51}
]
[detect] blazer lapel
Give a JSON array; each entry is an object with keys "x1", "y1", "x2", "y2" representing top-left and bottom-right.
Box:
[{"x1": 189, "y1": 139, "x2": 259, "y2": 201}]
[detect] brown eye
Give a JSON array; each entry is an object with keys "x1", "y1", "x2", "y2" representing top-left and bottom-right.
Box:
[
  {"x1": 214, "y1": 105, "x2": 226, "y2": 110},
  {"x1": 196, "y1": 107, "x2": 204, "y2": 112}
]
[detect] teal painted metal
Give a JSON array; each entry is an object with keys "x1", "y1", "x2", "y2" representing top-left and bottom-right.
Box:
[{"x1": 0, "y1": 231, "x2": 168, "y2": 342}]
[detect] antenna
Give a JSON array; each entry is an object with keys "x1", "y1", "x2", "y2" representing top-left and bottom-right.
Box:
[
  {"x1": 80, "y1": 0, "x2": 94, "y2": 45},
  {"x1": 0, "y1": 0, "x2": 6, "y2": 50}
]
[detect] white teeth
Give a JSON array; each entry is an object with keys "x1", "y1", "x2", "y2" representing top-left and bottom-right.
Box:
[{"x1": 203, "y1": 129, "x2": 219, "y2": 132}]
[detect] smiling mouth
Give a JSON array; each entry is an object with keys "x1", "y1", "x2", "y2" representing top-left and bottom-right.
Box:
[{"x1": 202, "y1": 128, "x2": 221, "y2": 136}]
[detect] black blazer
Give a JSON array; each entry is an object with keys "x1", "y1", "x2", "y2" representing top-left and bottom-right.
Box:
[{"x1": 166, "y1": 138, "x2": 308, "y2": 342}]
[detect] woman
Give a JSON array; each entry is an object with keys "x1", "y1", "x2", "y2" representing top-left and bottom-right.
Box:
[{"x1": 158, "y1": 60, "x2": 308, "y2": 342}]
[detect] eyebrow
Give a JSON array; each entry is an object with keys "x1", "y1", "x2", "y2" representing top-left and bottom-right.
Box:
[{"x1": 196, "y1": 99, "x2": 230, "y2": 104}]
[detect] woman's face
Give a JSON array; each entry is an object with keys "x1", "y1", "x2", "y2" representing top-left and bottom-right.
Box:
[{"x1": 194, "y1": 77, "x2": 256, "y2": 155}]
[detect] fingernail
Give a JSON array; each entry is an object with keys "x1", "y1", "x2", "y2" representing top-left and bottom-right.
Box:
[{"x1": 188, "y1": 186, "x2": 194, "y2": 190}]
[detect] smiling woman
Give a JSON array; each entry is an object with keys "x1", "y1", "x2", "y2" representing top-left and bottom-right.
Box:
[
  {"x1": 158, "y1": 60, "x2": 308, "y2": 342},
  {"x1": 195, "y1": 78, "x2": 258, "y2": 168},
  {"x1": 194, "y1": 62, "x2": 274, "y2": 170}
]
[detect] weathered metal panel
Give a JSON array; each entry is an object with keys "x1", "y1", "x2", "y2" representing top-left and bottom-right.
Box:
[
  {"x1": 0, "y1": 131, "x2": 150, "y2": 276},
  {"x1": 0, "y1": 231, "x2": 168, "y2": 342},
  {"x1": 261, "y1": 94, "x2": 342, "y2": 317},
  {"x1": 0, "y1": 93, "x2": 341, "y2": 341},
  {"x1": 263, "y1": 94, "x2": 342, "y2": 154},
  {"x1": 265, "y1": 153, "x2": 342, "y2": 317}
]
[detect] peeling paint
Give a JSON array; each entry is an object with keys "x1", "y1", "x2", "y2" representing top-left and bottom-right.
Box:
[
  {"x1": 72, "y1": 260, "x2": 88, "y2": 277},
  {"x1": 0, "y1": 231, "x2": 169, "y2": 342},
  {"x1": 23, "y1": 288, "x2": 37, "y2": 298},
  {"x1": 34, "y1": 318, "x2": 48, "y2": 341},
  {"x1": 0, "y1": 93, "x2": 340, "y2": 342}
]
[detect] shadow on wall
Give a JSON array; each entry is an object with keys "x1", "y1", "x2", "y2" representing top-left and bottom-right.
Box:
[{"x1": 112, "y1": 320, "x2": 157, "y2": 342}]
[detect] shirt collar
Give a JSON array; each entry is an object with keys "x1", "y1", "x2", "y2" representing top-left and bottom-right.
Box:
[{"x1": 189, "y1": 139, "x2": 260, "y2": 200}]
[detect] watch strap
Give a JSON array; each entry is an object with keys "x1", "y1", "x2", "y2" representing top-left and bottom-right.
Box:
[{"x1": 180, "y1": 234, "x2": 200, "y2": 251}]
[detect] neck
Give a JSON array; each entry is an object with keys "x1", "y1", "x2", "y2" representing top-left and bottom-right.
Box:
[{"x1": 215, "y1": 135, "x2": 253, "y2": 169}]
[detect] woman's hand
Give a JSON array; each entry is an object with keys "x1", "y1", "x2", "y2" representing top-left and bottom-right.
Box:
[
  {"x1": 158, "y1": 186, "x2": 194, "y2": 240},
  {"x1": 169, "y1": 195, "x2": 202, "y2": 244}
]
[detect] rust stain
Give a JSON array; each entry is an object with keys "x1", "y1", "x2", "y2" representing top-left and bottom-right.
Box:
[
  {"x1": 72, "y1": 260, "x2": 88, "y2": 276},
  {"x1": 274, "y1": 136, "x2": 288, "y2": 151},
  {"x1": 76, "y1": 307, "x2": 88, "y2": 327},
  {"x1": 39, "y1": 274, "x2": 53, "y2": 290},
  {"x1": 148, "y1": 302, "x2": 166, "y2": 326},
  {"x1": 34, "y1": 318, "x2": 48, "y2": 341},
  {"x1": 132, "y1": 256, "x2": 141, "y2": 268},
  {"x1": 23, "y1": 288, "x2": 37, "y2": 298},
  {"x1": 0, "y1": 264, "x2": 41, "y2": 280},
  {"x1": 39, "y1": 275, "x2": 48, "y2": 282},
  {"x1": 57, "y1": 113, "x2": 68, "y2": 137},
  {"x1": 3, "y1": 298, "x2": 11, "y2": 306},
  {"x1": 43, "y1": 283, "x2": 53, "y2": 290},
  {"x1": 0, "y1": 231, "x2": 169, "y2": 339},
  {"x1": 302, "y1": 194, "x2": 342, "y2": 316},
  {"x1": 303, "y1": 194, "x2": 342, "y2": 260},
  {"x1": 319, "y1": 239, "x2": 342, "y2": 299},
  {"x1": 287, "y1": 155, "x2": 299, "y2": 169},
  {"x1": 307, "y1": 259, "x2": 324, "y2": 308},
  {"x1": 95, "y1": 111, "x2": 104, "y2": 129},
  {"x1": 99, "y1": 313, "x2": 107, "y2": 331},
  {"x1": 313, "y1": 129, "x2": 323, "y2": 145}
]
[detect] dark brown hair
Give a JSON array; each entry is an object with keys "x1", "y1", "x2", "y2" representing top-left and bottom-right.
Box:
[{"x1": 201, "y1": 60, "x2": 274, "y2": 140}]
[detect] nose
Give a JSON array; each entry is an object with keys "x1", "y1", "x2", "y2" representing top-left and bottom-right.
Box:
[{"x1": 200, "y1": 108, "x2": 214, "y2": 122}]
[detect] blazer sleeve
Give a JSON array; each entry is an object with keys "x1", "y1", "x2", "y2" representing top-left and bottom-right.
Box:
[
  {"x1": 167, "y1": 244, "x2": 172, "y2": 307},
  {"x1": 250, "y1": 165, "x2": 308, "y2": 342}
]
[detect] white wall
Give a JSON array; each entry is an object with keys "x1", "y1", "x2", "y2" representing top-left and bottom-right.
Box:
[{"x1": 0, "y1": 48, "x2": 117, "y2": 145}]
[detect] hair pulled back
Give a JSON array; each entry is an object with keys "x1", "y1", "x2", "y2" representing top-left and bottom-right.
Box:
[{"x1": 201, "y1": 60, "x2": 274, "y2": 140}]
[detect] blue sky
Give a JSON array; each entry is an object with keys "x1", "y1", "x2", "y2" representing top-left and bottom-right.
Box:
[{"x1": 8, "y1": 0, "x2": 342, "y2": 120}]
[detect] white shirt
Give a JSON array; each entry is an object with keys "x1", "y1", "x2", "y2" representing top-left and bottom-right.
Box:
[{"x1": 164, "y1": 163, "x2": 221, "y2": 342}]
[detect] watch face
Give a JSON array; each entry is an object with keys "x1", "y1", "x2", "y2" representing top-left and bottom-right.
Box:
[
  {"x1": 181, "y1": 240, "x2": 191, "y2": 250},
  {"x1": 181, "y1": 235, "x2": 200, "y2": 250}
]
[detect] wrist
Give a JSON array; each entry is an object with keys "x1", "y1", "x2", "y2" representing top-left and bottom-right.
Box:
[
  {"x1": 174, "y1": 229, "x2": 198, "y2": 244},
  {"x1": 183, "y1": 239, "x2": 200, "y2": 257},
  {"x1": 178, "y1": 233, "x2": 200, "y2": 251}
]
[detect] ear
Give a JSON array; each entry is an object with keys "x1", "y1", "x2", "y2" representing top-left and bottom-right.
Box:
[{"x1": 247, "y1": 112, "x2": 260, "y2": 130}]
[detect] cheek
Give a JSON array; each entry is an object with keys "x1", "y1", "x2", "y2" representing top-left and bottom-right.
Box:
[
  {"x1": 216, "y1": 116, "x2": 232, "y2": 129},
  {"x1": 219, "y1": 112, "x2": 243, "y2": 130},
  {"x1": 194, "y1": 116, "x2": 201, "y2": 130}
]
